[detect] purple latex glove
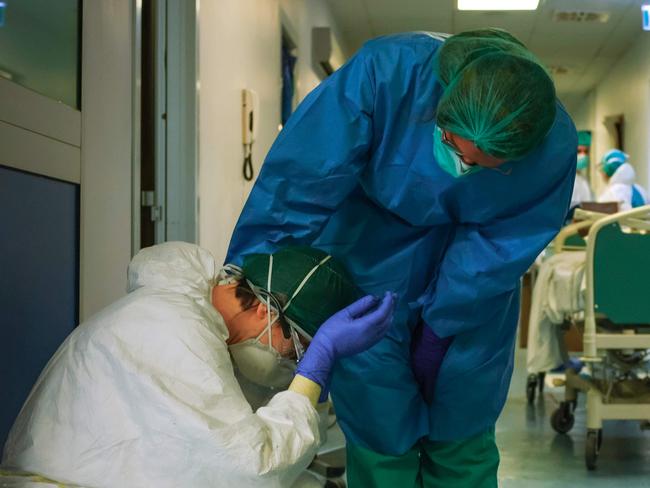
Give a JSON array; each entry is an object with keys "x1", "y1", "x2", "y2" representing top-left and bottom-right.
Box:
[
  {"x1": 296, "y1": 292, "x2": 395, "y2": 402},
  {"x1": 411, "y1": 320, "x2": 453, "y2": 404}
]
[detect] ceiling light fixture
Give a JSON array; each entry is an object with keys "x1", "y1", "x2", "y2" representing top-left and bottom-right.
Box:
[{"x1": 458, "y1": 0, "x2": 539, "y2": 11}]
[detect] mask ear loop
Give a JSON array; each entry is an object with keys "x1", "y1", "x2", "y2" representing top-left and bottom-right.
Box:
[
  {"x1": 266, "y1": 255, "x2": 274, "y2": 350},
  {"x1": 244, "y1": 280, "x2": 282, "y2": 352},
  {"x1": 251, "y1": 292, "x2": 281, "y2": 347}
]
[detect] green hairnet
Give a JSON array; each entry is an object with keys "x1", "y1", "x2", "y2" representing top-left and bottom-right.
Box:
[
  {"x1": 435, "y1": 28, "x2": 527, "y2": 86},
  {"x1": 242, "y1": 246, "x2": 362, "y2": 338},
  {"x1": 435, "y1": 29, "x2": 556, "y2": 160}
]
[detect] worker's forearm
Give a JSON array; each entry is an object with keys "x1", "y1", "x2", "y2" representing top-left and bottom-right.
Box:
[{"x1": 288, "y1": 375, "x2": 322, "y2": 407}]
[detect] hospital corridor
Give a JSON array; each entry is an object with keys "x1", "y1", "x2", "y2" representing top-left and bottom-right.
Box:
[{"x1": 2, "y1": 1, "x2": 650, "y2": 487}]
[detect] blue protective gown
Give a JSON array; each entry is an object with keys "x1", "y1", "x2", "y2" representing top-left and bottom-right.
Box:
[{"x1": 226, "y1": 33, "x2": 577, "y2": 455}]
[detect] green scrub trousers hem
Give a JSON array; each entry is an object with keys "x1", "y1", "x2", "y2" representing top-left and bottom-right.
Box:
[{"x1": 345, "y1": 427, "x2": 499, "y2": 488}]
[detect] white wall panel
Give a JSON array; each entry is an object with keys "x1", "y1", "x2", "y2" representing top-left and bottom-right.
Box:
[
  {"x1": 79, "y1": 0, "x2": 134, "y2": 319},
  {"x1": 0, "y1": 77, "x2": 80, "y2": 147},
  {"x1": 197, "y1": 0, "x2": 347, "y2": 264},
  {"x1": 0, "y1": 121, "x2": 80, "y2": 183},
  {"x1": 197, "y1": 0, "x2": 281, "y2": 265}
]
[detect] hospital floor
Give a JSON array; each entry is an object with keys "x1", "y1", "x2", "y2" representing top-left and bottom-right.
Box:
[
  {"x1": 318, "y1": 347, "x2": 650, "y2": 487},
  {"x1": 497, "y1": 347, "x2": 650, "y2": 487}
]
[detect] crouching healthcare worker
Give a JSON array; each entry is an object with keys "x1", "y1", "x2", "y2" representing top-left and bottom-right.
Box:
[
  {"x1": 1, "y1": 242, "x2": 394, "y2": 487},
  {"x1": 227, "y1": 29, "x2": 577, "y2": 487}
]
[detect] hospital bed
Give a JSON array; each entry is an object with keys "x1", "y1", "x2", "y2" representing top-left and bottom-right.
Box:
[
  {"x1": 548, "y1": 204, "x2": 650, "y2": 470},
  {"x1": 525, "y1": 209, "x2": 602, "y2": 404},
  {"x1": 524, "y1": 204, "x2": 623, "y2": 404}
]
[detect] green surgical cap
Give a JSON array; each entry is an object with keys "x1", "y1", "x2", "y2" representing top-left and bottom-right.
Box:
[
  {"x1": 435, "y1": 29, "x2": 556, "y2": 160},
  {"x1": 242, "y1": 246, "x2": 362, "y2": 338}
]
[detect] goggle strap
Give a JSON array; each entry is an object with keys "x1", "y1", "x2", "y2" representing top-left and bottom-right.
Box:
[
  {"x1": 267, "y1": 255, "x2": 274, "y2": 347},
  {"x1": 222, "y1": 264, "x2": 243, "y2": 276},
  {"x1": 290, "y1": 327, "x2": 305, "y2": 361},
  {"x1": 267, "y1": 255, "x2": 274, "y2": 295}
]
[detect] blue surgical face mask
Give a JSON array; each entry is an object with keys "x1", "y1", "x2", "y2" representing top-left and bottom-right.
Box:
[
  {"x1": 576, "y1": 153, "x2": 589, "y2": 171},
  {"x1": 433, "y1": 125, "x2": 481, "y2": 178}
]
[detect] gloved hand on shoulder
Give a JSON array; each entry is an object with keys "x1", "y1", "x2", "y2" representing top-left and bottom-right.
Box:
[{"x1": 296, "y1": 292, "x2": 395, "y2": 401}]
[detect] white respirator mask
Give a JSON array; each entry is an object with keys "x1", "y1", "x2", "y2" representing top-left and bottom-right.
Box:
[
  {"x1": 229, "y1": 334, "x2": 297, "y2": 389},
  {"x1": 226, "y1": 254, "x2": 330, "y2": 388},
  {"x1": 228, "y1": 297, "x2": 297, "y2": 389},
  {"x1": 226, "y1": 256, "x2": 306, "y2": 389}
]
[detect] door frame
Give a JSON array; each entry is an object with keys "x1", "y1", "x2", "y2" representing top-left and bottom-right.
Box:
[{"x1": 132, "y1": 0, "x2": 198, "y2": 253}]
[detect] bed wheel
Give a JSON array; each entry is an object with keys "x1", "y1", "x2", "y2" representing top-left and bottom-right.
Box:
[
  {"x1": 585, "y1": 429, "x2": 601, "y2": 470},
  {"x1": 551, "y1": 401, "x2": 575, "y2": 434}
]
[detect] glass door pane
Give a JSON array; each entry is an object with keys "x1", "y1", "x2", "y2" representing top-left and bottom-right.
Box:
[{"x1": 0, "y1": 0, "x2": 80, "y2": 108}]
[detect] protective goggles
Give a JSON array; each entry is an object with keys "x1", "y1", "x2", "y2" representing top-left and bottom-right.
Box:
[{"x1": 441, "y1": 128, "x2": 513, "y2": 176}]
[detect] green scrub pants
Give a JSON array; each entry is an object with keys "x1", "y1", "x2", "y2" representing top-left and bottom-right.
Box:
[{"x1": 346, "y1": 428, "x2": 499, "y2": 488}]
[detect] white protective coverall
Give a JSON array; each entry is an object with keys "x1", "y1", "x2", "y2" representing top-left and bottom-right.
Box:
[
  {"x1": 570, "y1": 173, "x2": 593, "y2": 208},
  {"x1": 1, "y1": 242, "x2": 321, "y2": 488},
  {"x1": 598, "y1": 162, "x2": 648, "y2": 211}
]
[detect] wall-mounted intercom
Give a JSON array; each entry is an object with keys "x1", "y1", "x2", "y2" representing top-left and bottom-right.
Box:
[{"x1": 242, "y1": 89, "x2": 259, "y2": 181}]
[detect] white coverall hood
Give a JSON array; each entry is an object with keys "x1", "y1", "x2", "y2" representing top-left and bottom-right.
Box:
[
  {"x1": 609, "y1": 162, "x2": 636, "y2": 186},
  {"x1": 598, "y1": 162, "x2": 636, "y2": 211},
  {"x1": 127, "y1": 240, "x2": 217, "y2": 296},
  {"x1": 1, "y1": 242, "x2": 320, "y2": 488}
]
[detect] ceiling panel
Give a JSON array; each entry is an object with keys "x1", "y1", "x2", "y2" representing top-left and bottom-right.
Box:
[
  {"x1": 597, "y1": 1, "x2": 645, "y2": 57},
  {"x1": 549, "y1": 56, "x2": 612, "y2": 96},
  {"x1": 550, "y1": 76, "x2": 575, "y2": 94},
  {"x1": 542, "y1": 51, "x2": 596, "y2": 68},
  {"x1": 528, "y1": 0, "x2": 638, "y2": 56},
  {"x1": 530, "y1": 39, "x2": 603, "y2": 64},
  {"x1": 365, "y1": 0, "x2": 453, "y2": 43},
  {"x1": 528, "y1": 24, "x2": 614, "y2": 53},
  {"x1": 369, "y1": 19, "x2": 452, "y2": 36},
  {"x1": 327, "y1": 0, "x2": 374, "y2": 55},
  {"x1": 572, "y1": 56, "x2": 619, "y2": 91},
  {"x1": 542, "y1": 0, "x2": 628, "y2": 11},
  {"x1": 366, "y1": 0, "x2": 453, "y2": 24},
  {"x1": 326, "y1": 0, "x2": 646, "y2": 97},
  {"x1": 453, "y1": 11, "x2": 538, "y2": 41}
]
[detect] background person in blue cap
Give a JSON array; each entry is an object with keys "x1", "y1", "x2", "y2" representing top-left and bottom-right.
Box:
[
  {"x1": 598, "y1": 149, "x2": 648, "y2": 211},
  {"x1": 227, "y1": 29, "x2": 577, "y2": 487}
]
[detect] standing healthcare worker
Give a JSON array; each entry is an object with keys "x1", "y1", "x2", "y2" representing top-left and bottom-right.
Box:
[
  {"x1": 227, "y1": 29, "x2": 576, "y2": 487},
  {"x1": 598, "y1": 149, "x2": 649, "y2": 210},
  {"x1": 571, "y1": 152, "x2": 593, "y2": 207}
]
